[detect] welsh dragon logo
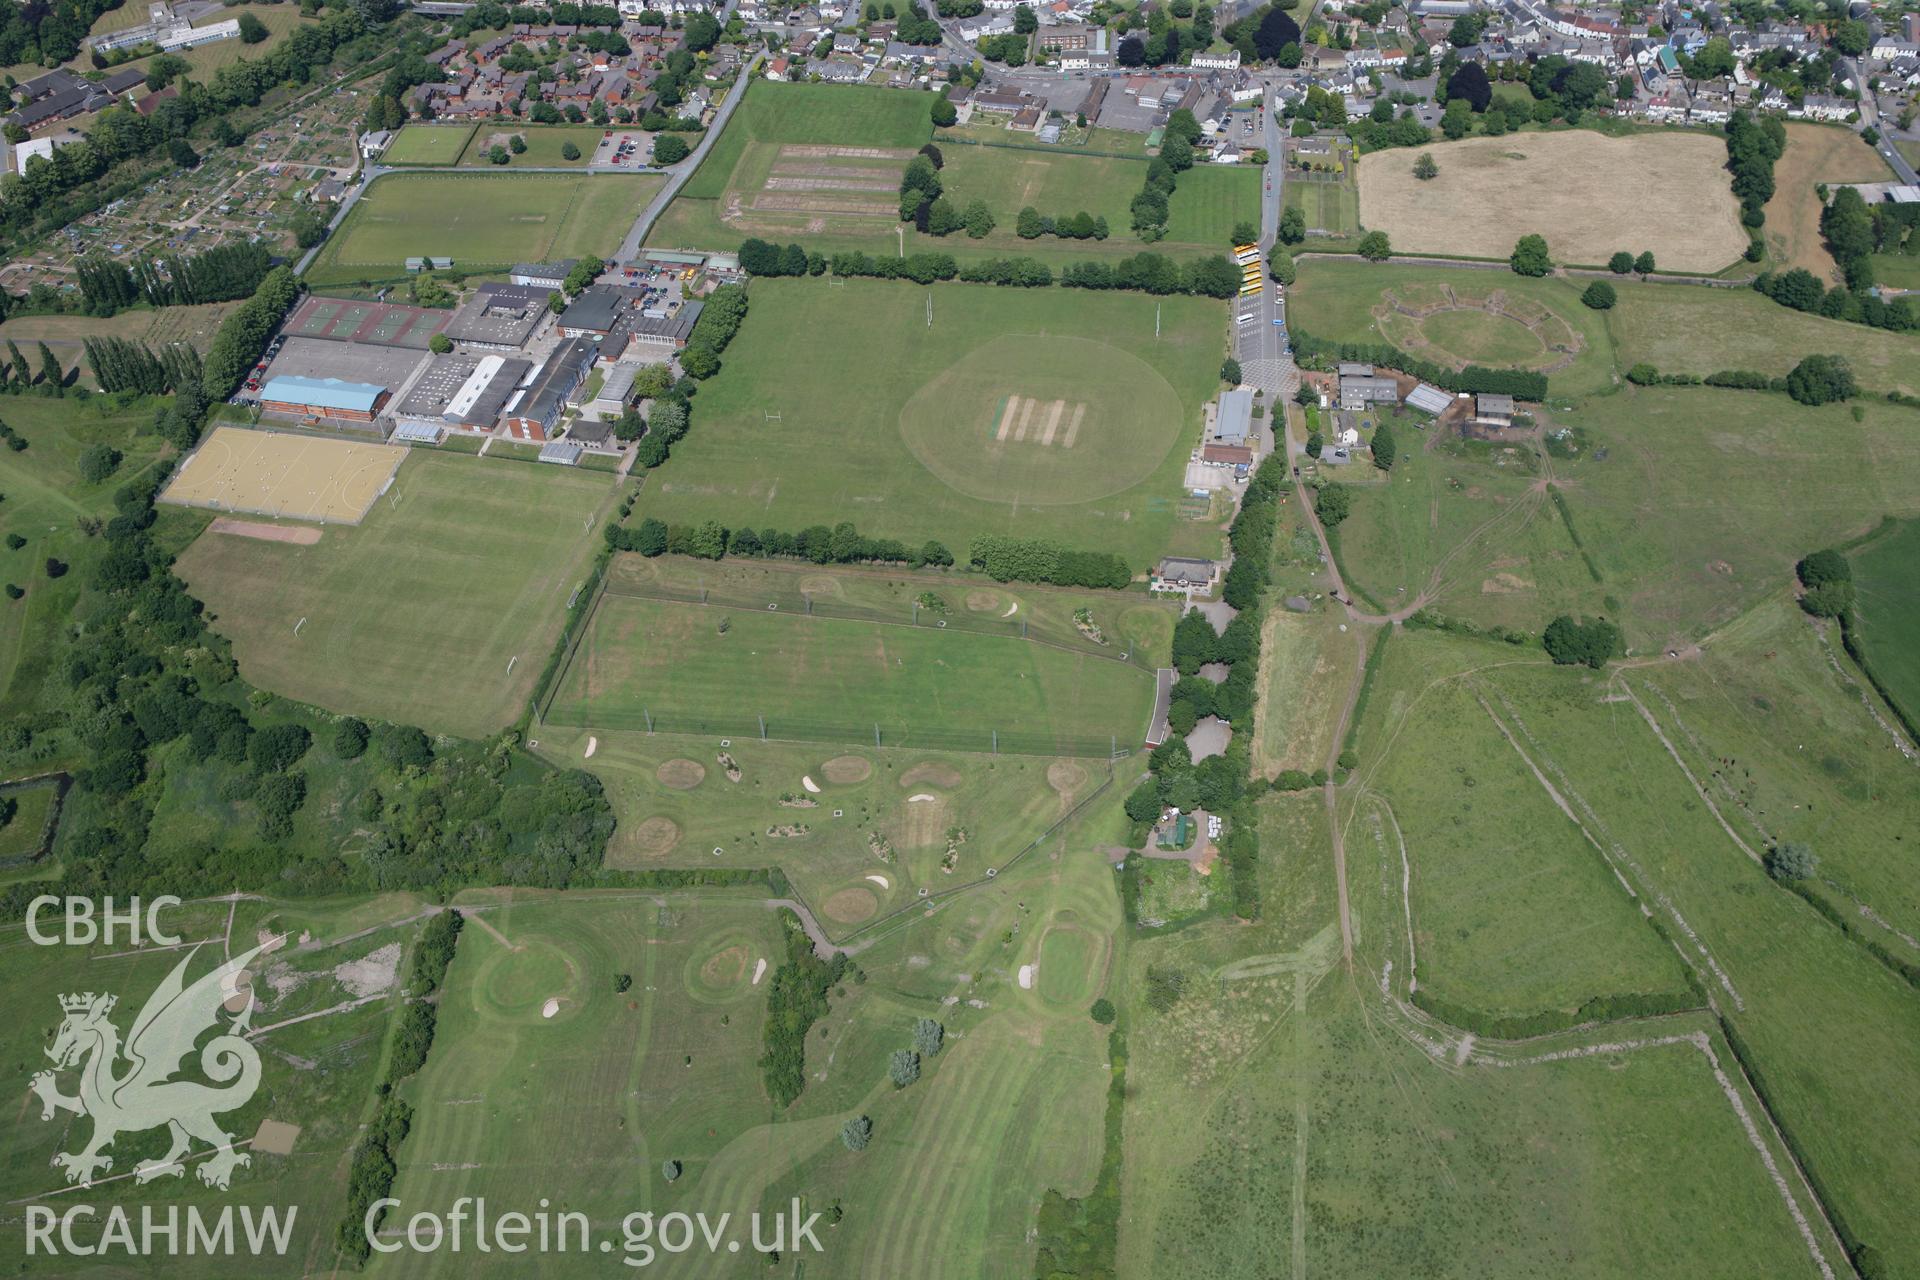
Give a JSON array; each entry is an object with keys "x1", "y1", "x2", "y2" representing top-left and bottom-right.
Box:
[{"x1": 30, "y1": 938, "x2": 276, "y2": 1191}]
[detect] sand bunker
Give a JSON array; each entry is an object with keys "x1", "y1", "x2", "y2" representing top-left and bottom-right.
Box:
[
  {"x1": 541, "y1": 997, "x2": 562, "y2": 1019},
  {"x1": 751, "y1": 958, "x2": 767, "y2": 985},
  {"x1": 584, "y1": 736, "x2": 598, "y2": 758},
  {"x1": 908, "y1": 793, "x2": 938, "y2": 803},
  {"x1": 1002, "y1": 601, "x2": 1019, "y2": 618},
  {"x1": 822, "y1": 754, "x2": 873, "y2": 784},
  {"x1": 866, "y1": 873, "x2": 891, "y2": 888},
  {"x1": 1018, "y1": 964, "x2": 1035, "y2": 990},
  {"x1": 802, "y1": 775, "x2": 821, "y2": 794},
  {"x1": 657, "y1": 759, "x2": 706, "y2": 790}
]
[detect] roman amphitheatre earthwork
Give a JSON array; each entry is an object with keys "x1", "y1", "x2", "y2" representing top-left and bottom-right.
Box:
[{"x1": 1371, "y1": 282, "x2": 1586, "y2": 374}]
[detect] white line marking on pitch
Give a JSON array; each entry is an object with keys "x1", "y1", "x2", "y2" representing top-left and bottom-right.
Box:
[
  {"x1": 1039, "y1": 400, "x2": 1065, "y2": 447},
  {"x1": 994, "y1": 396, "x2": 1020, "y2": 442}
]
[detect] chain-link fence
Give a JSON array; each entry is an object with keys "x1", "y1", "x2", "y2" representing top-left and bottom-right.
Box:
[{"x1": 537, "y1": 701, "x2": 1133, "y2": 760}]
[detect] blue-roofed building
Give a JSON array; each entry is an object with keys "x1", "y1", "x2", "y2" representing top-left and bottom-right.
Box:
[{"x1": 259, "y1": 375, "x2": 391, "y2": 422}]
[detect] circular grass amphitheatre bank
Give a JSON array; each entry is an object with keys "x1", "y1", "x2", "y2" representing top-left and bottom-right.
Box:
[
  {"x1": 898, "y1": 334, "x2": 1184, "y2": 507},
  {"x1": 822, "y1": 754, "x2": 873, "y2": 784},
  {"x1": 657, "y1": 759, "x2": 707, "y2": 790},
  {"x1": 1372, "y1": 283, "x2": 1583, "y2": 376}
]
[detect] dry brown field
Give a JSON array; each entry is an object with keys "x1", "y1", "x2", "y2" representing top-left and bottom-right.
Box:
[{"x1": 1356, "y1": 131, "x2": 1746, "y2": 271}]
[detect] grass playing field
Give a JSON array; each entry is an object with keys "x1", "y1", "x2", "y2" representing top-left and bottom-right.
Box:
[
  {"x1": 1288, "y1": 258, "x2": 1920, "y2": 401},
  {"x1": 637, "y1": 277, "x2": 1224, "y2": 567},
  {"x1": 306, "y1": 172, "x2": 662, "y2": 285},
  {"x1": 1356, "y1": 131, "x2": 1748, "y2": 271},
  {"x1": 461, "y1": 124, "x2": 605, "y2": 167},
  {"x1": 1846, "y1": 517, "x2": 1920, "y2": 734},
  {"x1": 650, "y1": 78, "x2": 1255, "y2": 267},
  {"x1": 547, "y1": 585, "x2": 1157, "y2": 757},
  {"x1": 1283, "y1": 169, "x2": 1360, "y2": 236},
  {"x1": 380, "y1": 123, "x2": 475, "y2": 166},
  {"x1": 1604, "y1": 280, "x2": 1920, "y2": 397},
  {"x1": 175, "y1": 451, "x2": 613, "y2": 739}
]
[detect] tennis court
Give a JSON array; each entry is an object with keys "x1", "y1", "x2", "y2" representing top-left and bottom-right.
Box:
[
  {"x1": 286, "y1": 295, "x2": 447, "y2": 349},
  {"x1": 160, "y1": 427, "x2": 408, "y2": 524}
]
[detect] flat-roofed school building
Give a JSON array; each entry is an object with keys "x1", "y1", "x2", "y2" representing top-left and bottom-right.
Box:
[{"x1": 259, "y1": 375, "x2": 390, "y2": 422}]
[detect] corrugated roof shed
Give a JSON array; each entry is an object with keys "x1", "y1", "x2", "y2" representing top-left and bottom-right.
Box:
[
  {"x1": 1405, "y1": 383, "x2": 1453, "y2": 415},
  {"x1": 260, "y1": 375, "x2": 386, "y2": 413},
  {"x1": 1215, "y1": 387, "x2": 1254, "y2": 443}
]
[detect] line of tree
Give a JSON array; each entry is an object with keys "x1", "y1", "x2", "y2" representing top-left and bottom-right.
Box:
[
  {"x1": 1121, "y1": 456, "x2": 1292, "y2": 921},
  {"x1": 0, "y1": 339, "x2": 68, "y2": 396},
  {"x1": 81, "y1": 336, "x2": 202, "y2": 396},
  {"x1": 1289, "y1": 329, "x2": 1549, "y2": 400},
  {"x1": 1129, "y1": 108, "x2": 1202, "y2": 241},
  {"x1": 1623, "y1": 358, "x2": 1860, "y2": 408},
  {"x1": 1751, "y1": 266, "x2": 1920, "y2": 334},
  {"x1": 968, "y1": 534, "x2": 1130, "y2": 590},
  {"x1": 761, "y1": 910, "x2": 850, "y2": 1106},
  {"x1": 609, "y1": 515, "x2": 954, "y2": 570},
  {"x1": 337, "y1": 908, "x2": 464, "y2": 1264},
  {"x1": 676, "y1": 281, "x2": 746, "y2": 381},
  {"x1": 1724, "y1": 110, "x2": 1786, "y2": 233},
  {"x1": 749, "y1": 242, "x2": 1243, "y2": 298},
  {"x1": 1410, "y1": 983, "x2": 1702, "y2": 1041},
  {"x1": 73, "y1": 242, "x2": 274, "y2": 315},
  {"x1": 1016, "y1": 206, "x2": 1111, "y2": 241},
  {"x1": 619, "y1": 283, "x2": 747, "y2": 468},
  {"x1": 201, "y1": 266, "x2": 301, "y2": 401},
  {"x1": 897, "y1": 146, "x2": 995, "y2": 239}
]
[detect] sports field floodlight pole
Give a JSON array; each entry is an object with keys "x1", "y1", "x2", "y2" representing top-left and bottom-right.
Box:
[
  {"x1": 926, "y1": 293, "x2": 933, "y2": 328},
  {"x1": 896, "y1": 225, "x2": 905, "y2": 259}
]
